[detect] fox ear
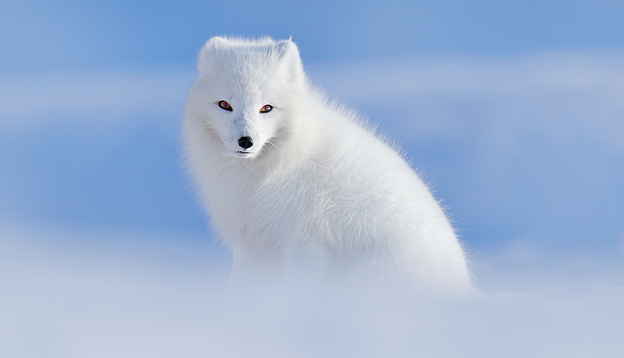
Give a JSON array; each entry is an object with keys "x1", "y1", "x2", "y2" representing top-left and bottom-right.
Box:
[
  {"x1": 205, "y1": 36, "x2": 229, "y2": 49},
  {"x1": 275, "y1": 38, "x2": 300, "y2": 62},
  {"x1": 197, "y1": 37, "x2": 230, "y2": 73},
  {"x1": 275, "y1": 39, "x2": 305, "y2": 81}
]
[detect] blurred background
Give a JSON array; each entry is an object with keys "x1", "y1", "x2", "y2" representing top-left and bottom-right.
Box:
[{"x1": 1, "y1": 1, "x2": 624, "y2": 357}]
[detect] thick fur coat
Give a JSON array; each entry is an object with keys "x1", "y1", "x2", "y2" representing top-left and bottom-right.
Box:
[{"x1": 183, "y1": 37, "x2": 472, "y2": 293}]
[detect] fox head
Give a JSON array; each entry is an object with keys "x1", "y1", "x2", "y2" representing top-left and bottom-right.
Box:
[{"x1": 188, "y1": 37, "x2": 306, "y2": 159}]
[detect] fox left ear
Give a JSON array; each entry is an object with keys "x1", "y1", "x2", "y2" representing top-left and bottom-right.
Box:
[
  {"x1": 275, "y1": 38, "x2": 297, "y2": 56},
  {"x1": 275, "y1": 39, "x2": 305, "y2": 81}
]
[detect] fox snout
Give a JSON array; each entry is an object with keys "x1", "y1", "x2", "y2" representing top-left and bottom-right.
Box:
[{"x1": 227, "y1": 117, "x2": 260, "y2": 155}]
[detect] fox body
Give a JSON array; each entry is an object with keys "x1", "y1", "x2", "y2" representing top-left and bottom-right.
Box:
[{"x1": 183, "y1": 37, "x2": 471, "y2": 293}]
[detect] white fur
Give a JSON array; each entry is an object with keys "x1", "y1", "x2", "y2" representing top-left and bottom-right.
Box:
[{"x1": 183, "y1": 37, "x2": 472, "y2": 294}]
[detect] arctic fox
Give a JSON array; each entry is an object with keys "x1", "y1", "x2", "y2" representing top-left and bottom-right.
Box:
[{"x1": 183, "y1": 37, "x2": 472, "y2": 293}]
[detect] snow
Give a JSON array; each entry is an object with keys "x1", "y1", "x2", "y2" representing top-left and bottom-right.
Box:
[{"x1": 1, "y1": 225, "x2": 623, "y2": 358}]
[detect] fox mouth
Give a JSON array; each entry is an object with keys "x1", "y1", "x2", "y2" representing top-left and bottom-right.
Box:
[
  {"x1": 234, "y1": 151, "x2": 255, "y2": 158},
  {"x1": 232, "y1": 141, "x2": 268, "y2": 159}
]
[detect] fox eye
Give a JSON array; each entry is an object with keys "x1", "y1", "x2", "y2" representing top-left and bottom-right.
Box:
[
  {"x1": 218, "y1": 100, "x2": 232, "y2": 111},
  {"x1": 260, "y1": 104, "x2": 273, "y2": 113}
]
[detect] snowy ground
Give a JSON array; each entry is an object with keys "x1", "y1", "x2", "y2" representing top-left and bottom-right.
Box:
[{"x1": 1, "y1": 225, "x2": 623, "y2": 358}]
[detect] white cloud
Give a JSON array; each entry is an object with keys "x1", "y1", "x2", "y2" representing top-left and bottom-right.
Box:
[
  {"x1": 0, "y1": 65, "x2": 196, "y2": 131},
  {"x1": 309, "y1": 50, "x2": 624, "y2": 98},
  {"x1": 308, "y1": 50, "x2": 624, "y2": 155}
]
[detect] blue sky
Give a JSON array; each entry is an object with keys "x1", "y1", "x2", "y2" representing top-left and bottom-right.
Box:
[
  {"x1": 3, "y1": 0, "x2": 624, "y2": 69},
  {"x1": 2, "y1": 2, "x2": 624, "y2": 355}
]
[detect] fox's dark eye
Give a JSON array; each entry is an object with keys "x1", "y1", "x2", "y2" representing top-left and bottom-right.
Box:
[
  {"x1": 260, "y1": 104, "x2": 273, "y2": 113},
  {"x1": 218, "y1": 100, "x2": 232, "y2": 111}
]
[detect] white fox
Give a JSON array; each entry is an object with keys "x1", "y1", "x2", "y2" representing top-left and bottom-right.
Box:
[{"x1": 183, "y1": 37, "x2": 472, "y2": 294}]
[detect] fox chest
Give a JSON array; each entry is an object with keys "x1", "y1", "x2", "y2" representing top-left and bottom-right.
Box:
[{"x1": 209, "y1": 171, "x2": 317, "y2": 243}]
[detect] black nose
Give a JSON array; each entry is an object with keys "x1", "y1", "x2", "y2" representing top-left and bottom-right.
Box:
[{"x1": 238, "y1": 136, "x2": 253, "y2": 149}]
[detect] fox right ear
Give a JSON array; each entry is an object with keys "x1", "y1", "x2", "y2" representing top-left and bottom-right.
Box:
[{"x1": 197, "y1": 37, "x2": 230, "y2": 73}]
